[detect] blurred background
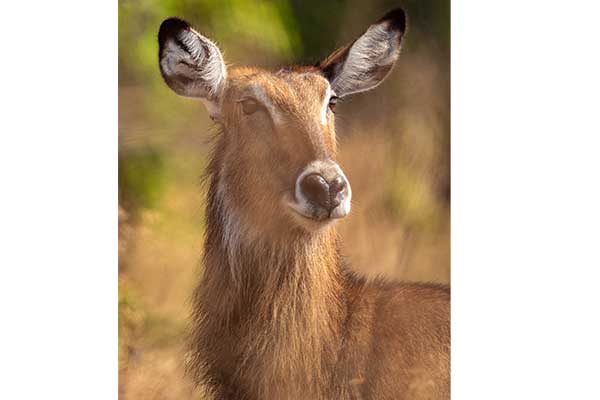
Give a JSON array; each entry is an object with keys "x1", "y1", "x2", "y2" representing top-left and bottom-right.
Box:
[{"x1": 119, "y1": 0, "x2": 449, "y2": 398}]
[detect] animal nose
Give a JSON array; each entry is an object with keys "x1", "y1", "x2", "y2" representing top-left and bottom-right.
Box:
[{"x1": 299, "y1": 173, "x2": 347, "y2": 212}]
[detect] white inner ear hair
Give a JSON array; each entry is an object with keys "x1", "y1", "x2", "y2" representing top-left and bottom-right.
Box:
[
  {"x1": 332, "y1": 22, "x2": 400, "y2": 96},
  {"x1": 181, "y1": 28, "x2": 227, "y2": 98},
  {"x1": 161, "y1": 28, "x2": 227, "y2": 101}
]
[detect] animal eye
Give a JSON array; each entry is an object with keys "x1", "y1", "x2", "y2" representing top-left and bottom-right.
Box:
[
  {"x1": 328, "y1": 96, "x2": 339, "y2": 112},
  {"x1": 241, "y1": 98, "x2": 260, "y2": 115}
]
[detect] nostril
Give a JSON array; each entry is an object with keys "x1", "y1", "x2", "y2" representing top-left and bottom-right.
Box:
[
  {"x1": 328, "y1": 176, "x2": 347, "y2": 209},
  {"x1": 300, "y1": 173, "x2": 330, "y2": 209},
  {"x1": 329, "y1": 176, "x2": 347, "y2": 196}
]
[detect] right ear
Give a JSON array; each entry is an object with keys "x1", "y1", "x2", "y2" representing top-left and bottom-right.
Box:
[
  {"x1": 158, "y1": 18, "x2": 227, "y2": 119},
  {"x1": 318, "y1": 8, "x2": 406, "y2": 98}
]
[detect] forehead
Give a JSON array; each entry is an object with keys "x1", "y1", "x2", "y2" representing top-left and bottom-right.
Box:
[{"x1": 226, "y1": 67, "x2": 331, "y2": 102}]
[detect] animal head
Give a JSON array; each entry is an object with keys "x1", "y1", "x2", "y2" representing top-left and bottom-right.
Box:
[{"x1": 158, "y1": 9, "x2": 406, "y2": 237}]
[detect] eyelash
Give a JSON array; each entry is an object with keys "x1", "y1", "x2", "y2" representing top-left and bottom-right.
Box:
[{"x1": 329, "y1": 96, "x2": 339, "y2": 113}]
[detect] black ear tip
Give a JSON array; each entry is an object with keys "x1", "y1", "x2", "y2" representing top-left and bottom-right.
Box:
[
  {"x1": 378, "y1": 8, "x2": 406, "y2": 33},
  {"x1": 159, "y1": 17, "x2": 190, "y2": 44}
]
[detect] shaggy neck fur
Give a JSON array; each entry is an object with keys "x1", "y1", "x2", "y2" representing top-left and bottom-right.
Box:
[{"x1": 188, "y1": 140, "x2": 348, "y2": 398}]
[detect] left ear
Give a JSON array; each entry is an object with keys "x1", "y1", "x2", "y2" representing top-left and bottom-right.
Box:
[
  {"x1": 158, "y1": 18, "x2": 227, "y2": 119},
  {"x1": 319, "y1": 8, "x2": 406, "y2": 97}
]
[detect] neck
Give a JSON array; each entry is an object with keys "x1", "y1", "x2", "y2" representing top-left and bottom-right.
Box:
[
  {"x1": 201, "y1": 174, "x2": 344, "y2": 320},
  {"x1": 190, "y1": 171, "x2": 347, "y2": 393}
]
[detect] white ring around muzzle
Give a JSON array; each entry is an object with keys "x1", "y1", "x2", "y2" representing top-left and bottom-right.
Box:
[{"x1": 289, "y1": 159, "x2": 352, "y2": 221}]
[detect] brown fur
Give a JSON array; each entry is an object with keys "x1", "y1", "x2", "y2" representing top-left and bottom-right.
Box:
[{"x1": 186, "y1": 67, "x2": 450, "y2": 400}]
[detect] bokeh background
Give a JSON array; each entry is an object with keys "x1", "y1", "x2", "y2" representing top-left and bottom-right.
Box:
[{"x1": 119, "y1": 0, "x2": 449, "y2": 398}]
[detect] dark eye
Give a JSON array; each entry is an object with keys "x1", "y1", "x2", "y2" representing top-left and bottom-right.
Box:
[
  {"x1": 328, "y1": 96, "x2": 339, "y2": 112},
  {"x1": 241, "y1": 98, "x2": 260, "y2": 115}
]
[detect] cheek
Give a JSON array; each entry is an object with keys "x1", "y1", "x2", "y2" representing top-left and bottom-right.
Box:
[{"x1": 225, "y1": 135, "x2": 286, "y2": 205}]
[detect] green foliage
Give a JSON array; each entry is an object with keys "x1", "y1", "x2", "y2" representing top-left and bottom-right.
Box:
[
  {"x1": 201, "y1": 0, "x2": 303, "y2": 60},
  {"x1": 119, "y1": 148, "x2": 165, "y2": 210}
]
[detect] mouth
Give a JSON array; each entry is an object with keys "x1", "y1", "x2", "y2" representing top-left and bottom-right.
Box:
[
  {"x1": 283, "y1": 192, "x2": 350, "y2": 225},
  {"x1": 286, "y1": 204, "x2": 336, "y2": 231}
]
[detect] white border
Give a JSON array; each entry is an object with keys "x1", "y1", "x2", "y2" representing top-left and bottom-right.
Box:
[
  {"x1": 1, "y1": 1, "x2": 600, "y2": 399},
  {"x1": 452, "y1": 1, "x2": 600, "y2": 398},
  {"x1": 0, "y1": 1, "x2": 117, "y2": 398}
]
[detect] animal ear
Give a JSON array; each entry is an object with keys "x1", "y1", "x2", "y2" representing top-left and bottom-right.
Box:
[
  {"x1": 318, "y1": 8, "x2": 406, "y2": 98},
  {"x1": 158, "y1": 18, "x2": 227, "y2": 117}
]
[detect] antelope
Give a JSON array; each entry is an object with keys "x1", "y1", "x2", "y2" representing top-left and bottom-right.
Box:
[{"x1": 158, "y1": 8, "x2": 449, "y2": 400}]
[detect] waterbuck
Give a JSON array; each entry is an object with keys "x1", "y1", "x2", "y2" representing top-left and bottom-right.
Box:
[{"x1": 158, "y1": 8, "x2": 449, "y2": 400}]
